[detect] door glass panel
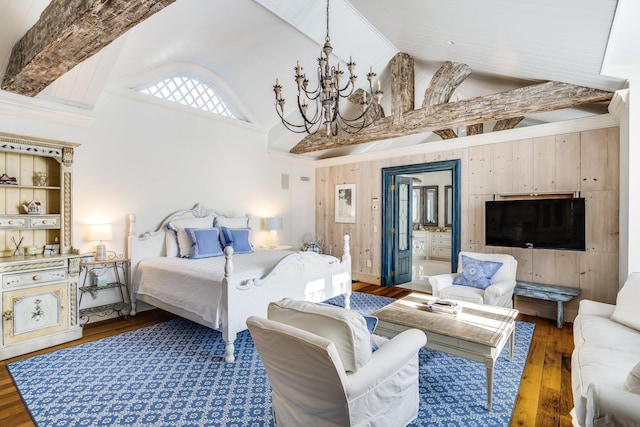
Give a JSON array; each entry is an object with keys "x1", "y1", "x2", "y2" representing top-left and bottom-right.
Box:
[{"x1": 399, "y1": 182, "x2": 409, "y2": 250}]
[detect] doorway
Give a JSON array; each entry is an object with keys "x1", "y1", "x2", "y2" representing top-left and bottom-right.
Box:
[{"x1": 381, "y1": 160, "x2": 461, "y2": 287}]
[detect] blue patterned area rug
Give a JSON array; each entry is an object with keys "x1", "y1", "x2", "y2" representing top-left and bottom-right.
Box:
[{"x1": 9, "y1": 292, "x2": 534, "y2": 427}]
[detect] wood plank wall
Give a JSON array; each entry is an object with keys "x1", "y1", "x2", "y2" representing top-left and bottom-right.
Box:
[{"x1": 315, "y1": 127, "x2": 619, "y2": 323}]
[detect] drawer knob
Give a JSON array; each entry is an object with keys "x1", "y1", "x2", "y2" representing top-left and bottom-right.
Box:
[
  {"x1": 8, "y1": 220, "x2": 14, "y2": 224},
  {"x1": 42, "y1": 220, "x2": 48, "y2": 224},
  {"x1": 33, "y1": 275, "x2": 41, "y2": 281}
]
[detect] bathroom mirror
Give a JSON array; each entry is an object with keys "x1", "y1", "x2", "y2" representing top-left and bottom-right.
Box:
[
  {"x1": 445, "y1": 185, "x2": 453, "y2": 227},
  {"x1": 412, "y1": 186, "x2": 438, "y2": 226}
]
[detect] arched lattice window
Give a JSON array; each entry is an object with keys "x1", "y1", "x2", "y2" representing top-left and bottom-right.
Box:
[{"x1": 136, "y1": 74, "x2": 245, "y2": 120}]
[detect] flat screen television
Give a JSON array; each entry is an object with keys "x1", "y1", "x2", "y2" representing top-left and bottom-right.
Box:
[{"x1": 485, "y1": 198, "x2": 585, "y2": 250}]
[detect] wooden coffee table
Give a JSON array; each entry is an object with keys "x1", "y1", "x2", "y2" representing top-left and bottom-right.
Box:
[{"x1": 372, "y1": 292, "x2": 518, "y2": 411}]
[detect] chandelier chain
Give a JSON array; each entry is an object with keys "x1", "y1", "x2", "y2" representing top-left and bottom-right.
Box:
[{"x1": 326, "y1": 0, "x2": 330, "y2": 43}]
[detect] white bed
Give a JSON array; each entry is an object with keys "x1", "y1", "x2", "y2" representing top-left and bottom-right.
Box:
[{"x1": 127, "y1": 204, "x2": 352, "y2": 362}]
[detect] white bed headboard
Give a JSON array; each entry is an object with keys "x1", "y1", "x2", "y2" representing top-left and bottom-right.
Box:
[{"x1": 127, "y1": 203, "x2": 252, "y2": 282}]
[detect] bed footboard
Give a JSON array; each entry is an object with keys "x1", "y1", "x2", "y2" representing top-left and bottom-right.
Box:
[{"x1": 220, "y1": 235, "x2": 352, "y2": 362}]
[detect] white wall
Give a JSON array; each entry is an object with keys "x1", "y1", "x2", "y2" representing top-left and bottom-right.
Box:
[
  {"x1": 611, "y1": 90, "x2": 631, "y2": 286},
  {"x1": 0, "y1": 89, "x2": 316, "y2": 256},
  {"x1": 616, "y1": 84, "x2": 639, "y2": 285},
  {"x1": 628, "y1": 83, "x2": 640, "y2": 279}
]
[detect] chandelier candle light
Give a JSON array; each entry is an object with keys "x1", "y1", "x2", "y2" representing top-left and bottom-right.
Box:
[{"x1": 273, "y1": 0, "x2": 383, "y2": 137}]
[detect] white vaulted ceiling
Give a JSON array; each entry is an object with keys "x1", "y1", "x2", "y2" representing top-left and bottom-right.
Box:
[{"x1": 0, "y1": 0, "x2": 636, "y2": 159}]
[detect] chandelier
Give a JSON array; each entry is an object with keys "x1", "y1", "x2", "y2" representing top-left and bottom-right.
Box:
[{"x1": 273, "y1": 0, "x2": 383, "y2": 137}]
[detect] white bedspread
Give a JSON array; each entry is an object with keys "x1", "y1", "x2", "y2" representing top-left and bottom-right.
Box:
[{"x1": 133, "y1": 250, "x2": 340, "y2": 327}]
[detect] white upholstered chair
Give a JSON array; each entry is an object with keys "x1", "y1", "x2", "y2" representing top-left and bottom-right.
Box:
[
  {"x1": 429, "y1": 251, "x2": 518, "y2": 308},
  {"x1": 246, "y1": 298, "x2": 427, "y2": 427}
]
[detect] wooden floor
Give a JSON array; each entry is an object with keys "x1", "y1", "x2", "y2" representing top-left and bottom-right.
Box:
[{"x1": 0, "y1": 283, "x2": 575, "y2": 427}]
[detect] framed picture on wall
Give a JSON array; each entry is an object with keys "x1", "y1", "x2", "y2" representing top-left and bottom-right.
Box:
[{"x1": 335, "y1": 184, "x2": 356, "y2": 223}]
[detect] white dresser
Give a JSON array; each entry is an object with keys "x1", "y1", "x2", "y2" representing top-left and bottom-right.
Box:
[{"x1": 429, "y1": 231, "x2": 452, "y2": 261}]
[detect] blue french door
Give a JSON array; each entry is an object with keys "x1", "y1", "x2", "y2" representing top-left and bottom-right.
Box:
[
  {"x1": 393, "y1": 175, "x2": 413, "y2": 285},
  {"x1": 381, "y1": 160, "x2": 461, "y2": 286}
]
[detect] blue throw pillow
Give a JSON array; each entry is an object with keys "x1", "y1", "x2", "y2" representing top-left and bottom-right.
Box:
[
  {"x1": 453, "y1": 255, "x2": 503, "y2": 290},
  {"x1": 363, "y1": 315, "x2": 379, "y2": 352},
  {"x1": 313, "y1": 303, "x2": 379, "y2": 352},
  {"x1": 185, "y1": 228, "x2": 224, "y2": 259},
  {"x1": 219, "y1": 227, "x2": 253, "y2": 254},
  {"x1": 219, "y1": 226, "x2": 233, "y2": 247}
]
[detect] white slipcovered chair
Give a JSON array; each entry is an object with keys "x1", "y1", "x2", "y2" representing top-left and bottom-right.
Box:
[
  {"x1": 428, "y1": 251, "x2": 518, "y2": 308},
  {"x1": 246, "y1": 298, "x2": 427, "y2": 427}
]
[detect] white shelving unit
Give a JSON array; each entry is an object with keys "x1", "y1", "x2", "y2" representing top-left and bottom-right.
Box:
[{"x1": 0, "y1": 132, "x2": 81, "y2": 360}]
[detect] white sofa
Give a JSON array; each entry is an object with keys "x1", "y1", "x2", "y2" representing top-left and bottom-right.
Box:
[{"x1": 571, "y1": 273, "x2": 640, "y2": 426}]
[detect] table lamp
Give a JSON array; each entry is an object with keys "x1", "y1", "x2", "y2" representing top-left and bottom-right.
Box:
[
  {"x1": 265, "y1": 217, "x2": 283, "y2": 248},
  {"x1": 89, "y1": 224, "x2": 112, "y2": 261}
]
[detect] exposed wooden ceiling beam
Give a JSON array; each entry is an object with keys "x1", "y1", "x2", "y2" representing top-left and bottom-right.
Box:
[
  {"x1": 494, "y1": 117, "x2": 525, "y2": 132},
  {"x1": 434, "y1": 128, "x2": 458, "y2": 140},
  {"x1": 423, "y1": 61, "x2": 472, "y2": 140},
  {"x1": 1, "y1": 0, "x2": 176, "y2": 97},
  {"x1": 390, "y1": 52, "x2": 414, "y2": 125},
  {"x1": 289, "y1": 81, "x2": 613, "y2": 154},
  {"x1": 466, "y1": 123, "x2": 484, "y2": 136}
]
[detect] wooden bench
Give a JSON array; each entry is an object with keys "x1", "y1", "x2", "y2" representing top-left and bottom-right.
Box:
[{"x1": 513, "y1": 281, "x2": 581, "y2": 328}]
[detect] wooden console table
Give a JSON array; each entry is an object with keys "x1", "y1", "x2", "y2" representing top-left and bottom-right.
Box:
[{"x1": 513, "y1": 281, "x2": 580, "y2": 328}]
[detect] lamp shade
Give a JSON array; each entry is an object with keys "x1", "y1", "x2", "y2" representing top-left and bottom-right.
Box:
[
  {"x1": 89, "y1": 224, "x2": 113, "y2": 242},
  {"x1": 265, "y1": 217, "x2": 283, "y2": 231}
]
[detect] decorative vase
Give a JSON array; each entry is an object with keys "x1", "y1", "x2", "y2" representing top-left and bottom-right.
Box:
[{"x1": 37, "y1": 172, "x2": 47, "y2": 186}]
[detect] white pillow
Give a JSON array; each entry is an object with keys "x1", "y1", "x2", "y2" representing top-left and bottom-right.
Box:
[
  {"x1": 214, "y1": 216, "x2": 249, "y2": 229},
  {"x1": 624, "y1": 362, "x2": 640, "y2": 394},
  {"x1": 167, "y1": 215, "x2": 216, "y2": 258},
  {"x1": 611, "y1": 272, "x2": 640, "y2": 331},
  {"x1": 267, "y1": 298, "x2": 372, "y2": 372},
  {"x1": 165, "y1": 232, "x2": 179, "y2": 257}
]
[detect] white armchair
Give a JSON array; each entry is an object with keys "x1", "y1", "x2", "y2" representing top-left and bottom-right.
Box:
[
  {"x1": 429, "y1": 251, "x2": 518, "y2": 308},
  {"x1": 246, "y1": 299, "x2": 427, "y2": 427}
]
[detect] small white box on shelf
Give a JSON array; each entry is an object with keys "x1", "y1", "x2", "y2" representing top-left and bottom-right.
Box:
[{"x1": 44, "y1": 244, "x2": 60, "y2": 255}]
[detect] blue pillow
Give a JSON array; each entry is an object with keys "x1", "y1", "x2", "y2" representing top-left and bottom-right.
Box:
[
  {"x1": 219, "y1": 226, "x2": 233, "y2": 247},
  {"x1": 363, "y1": 315, "x2": 379, "y2": 352},
  {"x1": 313, "y1": 303, "x2": 379, "y2": 352},
  {"x1": 185, "y1": 228, "x2": 224, "y2": 259},
  {"x1": 219, "y1": 227, "x2": 253, "y2": 254},
  {"x1": 452, "y1": 255, "x2": 503, "y2": 290}
]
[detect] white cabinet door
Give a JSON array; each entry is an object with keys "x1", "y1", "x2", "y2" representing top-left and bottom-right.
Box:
[{"x1": 412, "y1": 231, "x2": 427, "y2": 258}]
